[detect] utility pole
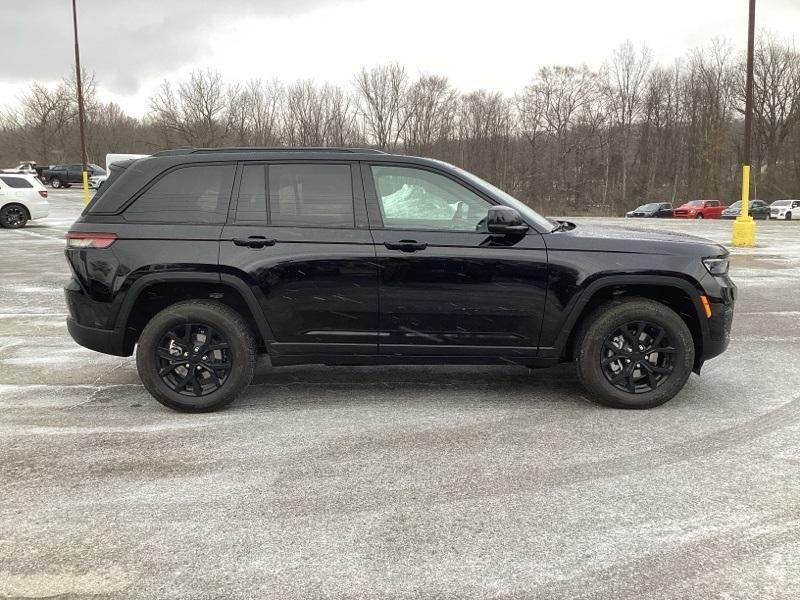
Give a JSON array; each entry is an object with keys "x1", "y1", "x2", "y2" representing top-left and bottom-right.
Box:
[
  {"x1": 732, "y1": 0, "x2": 756, "y2": 247},
  {"x1": 71, "y1": 0, "x2": 90, "y2": 205}
]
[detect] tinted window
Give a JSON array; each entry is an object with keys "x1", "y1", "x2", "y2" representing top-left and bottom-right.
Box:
[
  {"x1": 268, "y1": 164, "x2": 354, "y2": 227},
  {"x1": 236, "y1": 164, "x2": 267, "y2": 223},
  {"x1": 0, "y1": 176, "x2": 33, "y2": 188},
  {"x1": 124, "y1": 164, "x2": 235, "y2": 223},
  {"x1": 371, "y1": 165, "x2": 491, "y2": 231}
]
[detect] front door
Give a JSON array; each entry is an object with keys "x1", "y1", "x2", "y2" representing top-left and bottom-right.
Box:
[
  {"x1": 364, "y1": 163, "x2": 548, "y2": 359},
  {"x1": 219, "y1": 161, "x2": 379, "y2": 356}
]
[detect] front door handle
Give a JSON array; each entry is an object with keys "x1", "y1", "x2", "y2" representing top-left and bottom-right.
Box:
[
  {"x1": 384, "y1": 240, "x2": 428, "y2": 252},
  {"x1": 233, "y1": 236, "x2": 276, "y2": 249}
]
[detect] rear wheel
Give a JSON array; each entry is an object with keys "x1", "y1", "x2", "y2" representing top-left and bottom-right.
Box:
[
  {"x1": 0, "y1": 204, "x2": 28, "y2": 228},
  {"x1": 136, "y1": 300, "x2": 256, "y2": 412},
  {"x1": 574, "y1": 298, "x2": 694, "y2": 409}
]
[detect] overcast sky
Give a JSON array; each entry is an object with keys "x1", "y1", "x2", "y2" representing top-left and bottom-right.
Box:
[{"x1": 1, "y1": 0, "x2": 798, "y2": 116}]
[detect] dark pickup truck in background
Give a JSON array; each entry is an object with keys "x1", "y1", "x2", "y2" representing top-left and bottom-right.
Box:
[{"x1": 40, "y1": 163, "x2": 106, "y2": 188}]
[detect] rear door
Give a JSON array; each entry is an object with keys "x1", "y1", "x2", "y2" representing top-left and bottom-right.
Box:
[
  {"x1": 219, "y1": 161, "x2": 378, "y2": 357},
  {"x1": 364, "y1": 162, "x2": 548, "y2": 359}
]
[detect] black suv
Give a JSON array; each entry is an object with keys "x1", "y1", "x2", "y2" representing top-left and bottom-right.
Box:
[{"x1": 64, "y1": 148, "x2": 735, "y2": 412}]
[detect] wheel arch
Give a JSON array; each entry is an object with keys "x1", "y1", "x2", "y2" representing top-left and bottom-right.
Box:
[
  {"x1": 557, "y1": 275, "x2": 708, "y2": 372},
  {"x1": 0, "y1": 202, "x2": 31, "y2": 220},
  {"x1": 117, "y1": 273, "x2": 273, "y2": 355}
]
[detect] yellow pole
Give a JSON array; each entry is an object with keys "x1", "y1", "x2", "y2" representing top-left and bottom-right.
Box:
[
  {"x1": 82, "y1": 170, "x2": 90, "y2": 205},
  {"x1": 731, "y1": 165, "x2": 755, "y2": 247}
]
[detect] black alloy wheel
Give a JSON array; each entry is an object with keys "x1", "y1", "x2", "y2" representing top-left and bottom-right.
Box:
[
  {"x1": 155, "y1": 323, "x2": 231, "y2": 397},
  {"x1": 0, "y1": 204, "x2": 28, "y2": 228},
  {"x1": 600, "y1": 321, "x2": 675, "y2": 394},
  {"x1": 574, "y1": 298, "x2": 694, "y2": 409},
  {"x1": 136, "y1": 300, "x2": 256, "y2": 412}
]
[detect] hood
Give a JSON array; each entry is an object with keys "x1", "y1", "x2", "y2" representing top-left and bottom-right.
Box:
[{"x1": 547, "y1": 222, "x2": 727, "y2": 257}]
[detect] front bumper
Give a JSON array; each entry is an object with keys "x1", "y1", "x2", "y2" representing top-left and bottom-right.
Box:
[{"x1": 699, "y1": 273, "x2": 736, "y2": 362}]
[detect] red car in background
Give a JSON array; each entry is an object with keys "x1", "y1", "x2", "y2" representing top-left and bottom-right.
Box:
[{"x1": 673, "y1": 200, "x2": 726, "y2": 219}]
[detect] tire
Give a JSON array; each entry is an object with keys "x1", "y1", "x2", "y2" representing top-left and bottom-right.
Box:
[
  {"x1": 695, "y1": 213, "x2": 704, "y2": 219},
  {"x1": 50, "y1": 177, "x2": 62, "y2": 189},
  {"x1": 574, "y1": 298, "x2": 695, "y2": 409},
  {"x1": 135, "y1": 300, "x2": 257, "y2": 412},
  {"x1": 786, "y1": 212, "x2": 792, "y2": 221},
  {"x1": 0, "y1": 203, "x2": 29, "y2": 228}
]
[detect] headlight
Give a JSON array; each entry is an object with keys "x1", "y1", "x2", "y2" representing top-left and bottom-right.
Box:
[{"x1": 703, "y1": 257, "x2": 729, "y2": 276}]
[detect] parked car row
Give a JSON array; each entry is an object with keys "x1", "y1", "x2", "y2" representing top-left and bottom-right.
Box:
[{"x1": 627, "y1": 199, "x2": 798, "y2": 220}]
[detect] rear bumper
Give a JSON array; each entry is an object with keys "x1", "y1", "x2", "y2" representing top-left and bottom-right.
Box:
[
  {"x1": 65, "y1": 280, "x2": 131, "y2": 356},
  {"x1": 28, "y1": 199, "x2": 49, "y2": 219},
  {"x1": 66, "y1": 317, "x2": 129, "y2": 356}
]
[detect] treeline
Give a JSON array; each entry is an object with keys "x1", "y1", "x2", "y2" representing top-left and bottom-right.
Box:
[{"x1": 2, "y1": 36, "x2": 799, "y2": 216}]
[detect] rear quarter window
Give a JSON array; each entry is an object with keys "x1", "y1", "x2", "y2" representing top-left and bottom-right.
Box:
[
  {"x1": 123, "y1": 164, "x2": 235, "y2": 223},
  {"x1": 0, "y1": 176, "x2": 33, "y2": 188}
]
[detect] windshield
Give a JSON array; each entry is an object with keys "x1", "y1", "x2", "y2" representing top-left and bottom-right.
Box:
[
  {"x1": 636, "y1": 203, "x2": 661, "y2": 211},
  {"x1": 686, "y1": 200, "x2": 705, "y2": 207},
  {"x1": 772, "y1": 200, "x2": 790, "y2": 206},
  {"x1": 444, "y1": 164, "x2": 555, "y2": 232},
  {"x1": 728, "y1": 201, "x2": 741, "y2": 209}
]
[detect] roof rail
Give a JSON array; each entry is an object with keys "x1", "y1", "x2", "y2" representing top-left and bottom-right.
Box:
[{"x1": 151, "y1": 146, "x2": 387, "y2": 157}]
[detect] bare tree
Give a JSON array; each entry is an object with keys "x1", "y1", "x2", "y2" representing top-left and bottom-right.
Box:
[
  {"x1": 149, "y1": 69, "x2": 231, "y2": 147},
  {"x1": 602, "y1": 41, "x2": 653, "y2": 210},
  {"x1": 353, "y1": 63, "x2": 409, "y2": 150}
]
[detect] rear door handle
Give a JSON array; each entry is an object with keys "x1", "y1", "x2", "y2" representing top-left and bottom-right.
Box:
[
  {"x1": 384, "y1": 240, "x2": 427, "y2": 252},
  {"x1": 232, "y1": 236, "x2": 276, "y2": 249}
]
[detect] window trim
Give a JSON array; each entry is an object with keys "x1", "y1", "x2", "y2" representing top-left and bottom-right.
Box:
[{"x1": 362, "y1": 161, "x2": 502, "y2": 232}]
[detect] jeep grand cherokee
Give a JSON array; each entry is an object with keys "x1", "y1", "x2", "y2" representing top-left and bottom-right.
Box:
[{"x1": 64, "y1": 148, "x2": 735, "y2": 412}]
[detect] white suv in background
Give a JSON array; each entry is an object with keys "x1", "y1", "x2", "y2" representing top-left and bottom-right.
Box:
[
  {"x1": 0, "y1": 174, "x2": 50, "y2": 228},
  {"x1": 770, "y1": 200, "x2": 800, "y2": 221}
]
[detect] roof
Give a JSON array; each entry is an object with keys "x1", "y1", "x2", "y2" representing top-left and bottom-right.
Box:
[{"x1": 151, "y1": 146, "x2": 388, "y2": 157}]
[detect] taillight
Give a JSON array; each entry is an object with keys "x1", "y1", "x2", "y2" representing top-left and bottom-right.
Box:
[
  {"x1": 38, "y1": 190, "x2": 48, "y2": 198},
  {"x1": 65, "y1": 232, "x2": 117, "y2": 248}
]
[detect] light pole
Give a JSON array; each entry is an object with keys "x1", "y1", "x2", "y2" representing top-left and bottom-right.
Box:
[
  {"x1": 732, "y1": 0, "x2": 756, "y2": 247},
  {"x1": 71, "y1": 0, "x2": 90, "y2": 205}
]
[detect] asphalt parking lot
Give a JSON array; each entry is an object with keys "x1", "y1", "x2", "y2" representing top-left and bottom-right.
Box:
[{"x1": 1, "y1": 189, "x2": 799, "y2": 599}]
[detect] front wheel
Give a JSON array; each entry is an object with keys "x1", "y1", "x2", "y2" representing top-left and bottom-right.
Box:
[
  {"x1": 695, "y1": 213, "x2": 704, "y2": 219},
  {"x1": 50, "y1": 177, "x2": 62, "y2": 189},
  {"x1": 136, "y1": 300, "x2": 257, "y2": 412},
  {"x1": 0, "y1": 204, "x2": 29, "y2": 228},
  {"x1": 786, "y1": 212, "x2": 792, "y2": 221},
  {"x1": 574, "y1": 298, "x2": 695, "y2": 409}
]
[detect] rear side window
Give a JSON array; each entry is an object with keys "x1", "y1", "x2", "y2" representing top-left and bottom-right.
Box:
[
  {"x1": 124, "y1": 165, "x2": 235, "y2": 223},
  {"x1": 0, "y1": 176, "x2": 33, "y2": 188},
  {"x1": 235, "y1": 164, "x2": 267, "y2": 223},
  {"x1": 268, "y1": 164, "x2": 354, "y2": 227}
]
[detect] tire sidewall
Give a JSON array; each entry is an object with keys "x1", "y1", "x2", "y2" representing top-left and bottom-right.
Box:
[
  {"x1": 50, "y1": 177, "x2": 61, "y2": 188},
  {"x1": 576, "y1": 300, "x2": 695, "y2": 409},
  {"x1": 136, "y1": 303, "x2": 255, "y2": 412}
]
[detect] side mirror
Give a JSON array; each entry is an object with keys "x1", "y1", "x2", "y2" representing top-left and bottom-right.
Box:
[{"x1": 487, "y1": 206, "x2": 529, "y2": 235}]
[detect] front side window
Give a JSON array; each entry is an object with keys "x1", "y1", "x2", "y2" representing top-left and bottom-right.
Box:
[
  {"x1": 268, "y1": 164, "x2": 354, "y2": 227},
  {"x1": 371, "y1": 165, "x2": 491, "y2": 231},
  {"x1": 124, "y1": 164, "x2": 235, "y2": 223},
  {"x1": 0, "y1": 176, "x2": 33, "y2": 188}
]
